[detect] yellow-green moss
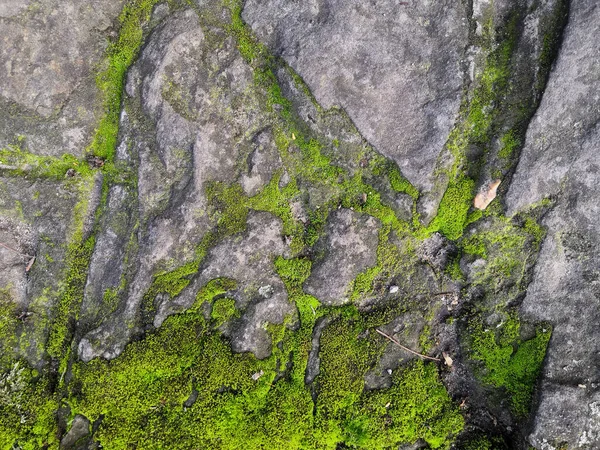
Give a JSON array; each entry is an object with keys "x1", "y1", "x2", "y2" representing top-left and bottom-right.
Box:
[
  {"x1": 469, "y1": 314, "x2": 551, "y2": 416},
  {"x1": 0, "y1": 146, "x2": 93, "y2": 180},
  {"x1": 88, "y1": 0, "x2": 162, "y2": 161}
]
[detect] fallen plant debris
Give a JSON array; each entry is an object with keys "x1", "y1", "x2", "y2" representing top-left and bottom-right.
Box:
[{"x1": 375, "y1": 328, "x2": 441, "y2": 362}]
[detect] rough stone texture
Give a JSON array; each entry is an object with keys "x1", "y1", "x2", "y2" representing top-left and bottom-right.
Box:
[
  {"x1": 156, "y1": 211, "x2": 294, "y2": 360},
  {"x1": 0, "y1": 0, "x2": 125, "y2": 156},
  {"x1": 0, "y1": 176, "x2": 89, "y2": 365},
  {"x1": 0, "y1": 0, "x2": 597, "y2": 447},
  {"x1": 242, "y1": 0, "x2": 468, "y2": 193},
  {"x1": 417, "y1": 232, "x2": 457, "y2": 273},
  {"x1": 60, "y1": 414, "x2": 90, "y2": 450},
  {"x1": 506, "y1": 1, "x2": 600, "y2": 447},
  {"x1": 78, "y1": 8, "x2": 279, "y2": 361},
  {"x1": 304, "y1": 208, "x2": 380, "y2": 305}
]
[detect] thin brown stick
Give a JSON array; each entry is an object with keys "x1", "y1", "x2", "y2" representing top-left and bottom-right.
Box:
[
  {"x1": 375, "y1": 328, "x2": 441, "y2": 362},
  {"x1": 0, "y1": 241, "x2": 33, "y2": 259}
]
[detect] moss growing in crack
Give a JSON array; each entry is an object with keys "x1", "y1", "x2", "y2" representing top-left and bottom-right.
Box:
[
  {"x1": 46, "y1": 235, "x2": 95, "y2": 364},
  {"x1": 469, "y1": 314, "x2": 551, "y2": 416},
  {"x1": 498, "y1": 129, "x2": 521, "y2": 161},
  {"x1": 89, "y1": 0, "x2": 162, "y2": 161},
  {"x1": 0, "y1": 288, "x2": 19, "y2": 368},
  {"x1": 428, "y1": 175, "x2": 475, "y2": 241},
  {"x1": 425, "y1": 13, "x2": 519, "y2": 241},
  {"x1": 371, "y1": 157, "x2": 419, "y2": 200},
  {"x1": 0, "y1": 146, "x2": 94, "y2": 180},
  {"x1": 536, "y1": 0, "x2": 569, "y2": 92}
]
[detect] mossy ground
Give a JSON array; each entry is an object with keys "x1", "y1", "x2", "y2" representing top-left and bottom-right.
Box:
[{"x1": 0, "y1": 0, "x2": 567, "y2": 447}]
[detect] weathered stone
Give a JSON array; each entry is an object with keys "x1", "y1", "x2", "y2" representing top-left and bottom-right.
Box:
[
  {"x1": 242, "y1": 0, "x2": 469, "y2": 194},
  {"x1": 506, "y1": 0, "x2": 600, "y2": 446},
  {"x1": 0, "y1": 0, "x2": 125, "y2": 156},
  {"x1": 60, "y1": 414, "x2": 90, "y2": 450},
  {"x1": 304, "y1": 208, "x2": 380, "y2": 305}
]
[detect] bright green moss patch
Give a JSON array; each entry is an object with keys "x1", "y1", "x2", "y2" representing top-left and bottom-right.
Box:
[
  {"x1": 469, "y1": 314, "x2": 551, "y2": 416},
  {"x1": 0, "y1": 146, "x2": 94, "y2": 180},
  {"x1": 152, "y1": 261, "x2": 199, "y2": 299},
  {"x1": 0, "y1": 363, "x2": 59, "y2": 449},
  {"x1": 428, "y1": 175, "x2": 475, "y2": 240},
  {"x1": 211, "y1": 298, "x2": 239, "y2": 327},
  {"x1": 352, "y1": 360, "x2": 464, "y2": 449}
]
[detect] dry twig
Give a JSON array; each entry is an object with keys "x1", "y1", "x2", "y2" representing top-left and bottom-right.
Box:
[
  {"x1": 375, "y1": 328, "x2": 441, "y2": 362},
  {"x1": 0, "y1": 241, "x2": 33, "y2": 259}
]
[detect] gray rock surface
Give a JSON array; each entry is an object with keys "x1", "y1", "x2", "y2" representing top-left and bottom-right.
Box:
[
  {"x1": 506, "y1": 0, "x2": 600, "y2": 447},
  {"x1": 0, "y1": 0, "x2": 124, "y2": 156},
  {"x1": 304, "y1": 208, "x2": 380, "y2": 305},
  {"x1": 242, "y1": 0, "x2": 468, "y2": 193},
  {"x1": 78, "y1": 8, "x2": 279, "y2": 361},
  {"x1": 0, "y1": 0, "x2": 597, "y2": 447},
  {"x1": 60, "y1": 414, "x2": 90, "y2": 450}
]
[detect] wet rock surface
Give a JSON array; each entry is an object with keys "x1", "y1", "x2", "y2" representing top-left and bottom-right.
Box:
[{"x1": 0, "y1": 0, "x2": 596, "y2": 448}]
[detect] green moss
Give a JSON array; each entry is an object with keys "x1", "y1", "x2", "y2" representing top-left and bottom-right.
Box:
[
  {"x1": 224, "y1": 0, "x2": 264, "y2": 64},
  {"x1": 0, "y1": 146, "x2": 94, "y2": 180},
  {"x1": 428, "y1": 175, "x2": 475, "y2": 240},
  {"x1": 211, "y1": 298, "x2": 239, "y2": 327},
  {"x1": 0, "y1": 2, "x2": 560, "y2": 446},
  {"x1": 462, "y1": 434, "x2": 506, "y2": 450},
  {"x1": 205, "y1": 181, "x2": 249, "y2": 237},
  {"x1": 351, "y1": 360, "x2": 464, "y2": 449},
  {"x1": 460, "y1": 216, "x2": 538, "y2": 288},
  {"x1": 46, "y1": 235, "x2": 95, "y2": 364},
  {"x1": 247, "y1": 172, "x2": 304, "y2": 254},
  {"x1": 445, "y1": 255, "x2": 464, "y2": 281},
  {"x1": 469, "y1": 314, "x2": 551, "y2": 416},
  {"x1": 152, "y1": 261, "x2": 199, "y2": 299},
  {"x1": 498, "y1": 129, "x2": 521, "y2": 160},
  {"x1": 0, "y1": 288, "x2": 18, "y2": 368},
  {"x1": 349, "y1": 225, "x2": 410, "y2": 302},
  {"x1": 88, "y1": 0, "x2": 161, "y2": 161},
  {"x1": 0, "y1": 363, "x2": 59, "y2": 449},
  {"x1": 371, "y1": 158, "x2": 419, "y2": 200}
]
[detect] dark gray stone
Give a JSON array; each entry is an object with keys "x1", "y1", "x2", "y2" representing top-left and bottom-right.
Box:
[
  {"x1": 505, "y1": 1, "x2": 600, "y2": 447},
  {"x1": 60, "y1": 414, "x2": 90, "y2": 450}
]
